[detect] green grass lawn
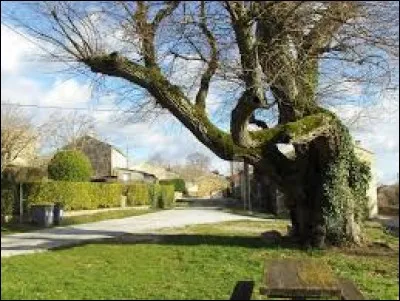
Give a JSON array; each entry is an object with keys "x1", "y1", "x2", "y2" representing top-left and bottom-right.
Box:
[
  {"x1": 1, "y1": 208, "x2": 156, "y2": 235},
  {"x1": 1, "y1": 219, "x2": 398, "y2": 300}
]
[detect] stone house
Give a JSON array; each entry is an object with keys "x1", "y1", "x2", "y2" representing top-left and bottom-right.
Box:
[
  {"x1": 231, "y1": 142, "x2": 378, "y2": 219},
  {"x1": 65, "y1": 135, "x2": 157, "y2": 183}
]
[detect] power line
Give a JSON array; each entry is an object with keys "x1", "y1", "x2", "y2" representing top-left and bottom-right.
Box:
[
  {"x1": 1, "y1": 102, "x2": 125, "y2": 112},
  {"x1": 1, "y1": 21, "x2": 75, "y2": 68}
]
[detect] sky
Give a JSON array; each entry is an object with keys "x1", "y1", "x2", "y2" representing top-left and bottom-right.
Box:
[{"x1": 1, "y1": 4, "x2": 399, "y2": 184}]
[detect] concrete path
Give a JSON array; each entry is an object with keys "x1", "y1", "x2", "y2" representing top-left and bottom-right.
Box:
[
  {"x1": 375, "y1": 215, "x2": 399, "y2": 230},
  {"x1": 1, "y1": 208, "x2": 266, "y2": 258}
]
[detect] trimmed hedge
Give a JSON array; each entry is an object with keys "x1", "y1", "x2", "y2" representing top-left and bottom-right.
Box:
[
  {"x1": 1, "y1": 189, "x2": 14, "y2": 216},
  {"x1": 126, "y1": 183, "x2": 150, "y2": 206},
  {"x1": 159, "y1": 185, "x2": 175, "y2": 208},
  {"x1": 23, "y1": 181, "x2": 175, "y2": 211},
  {"x1": 149, "y1": 184, "x2": 175, "y2": 209},
  {"x1": 1, "y1": 179, "x2": 17, "y2": 216},
  {"x1": 48, "y1": 150, "x2": 93, "y2": 182},
  {"x1": 159, "y1": 179, "x2": 186, "y2": 193},
  {"x1": 125, "y1": 183, "x2": 175, "y2": 208},
  {"x1": 24, "y1": 181, "x2": 122, "y2": 210}
]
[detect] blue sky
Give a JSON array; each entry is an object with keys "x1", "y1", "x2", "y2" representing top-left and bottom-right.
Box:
[{"x1": 1, "y1": 4, "x2": 399, "y2": 183}]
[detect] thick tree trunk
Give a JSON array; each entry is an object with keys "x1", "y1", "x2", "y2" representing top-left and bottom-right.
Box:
[{"x1": 255, "y1": 129, "x2": 362, "y2": 248}]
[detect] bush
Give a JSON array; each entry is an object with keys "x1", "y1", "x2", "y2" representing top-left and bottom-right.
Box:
[
  {"x1": 159, "y1": 179, "x2": 186, "y2": 193},
  {"x1": 125, "y1": 183, "x2": 175, "y2": 207},
  {"x1": 23, "y1": 181, "x2": 175, "y2": 211},
  {"x1": 148, "y1": 184, "x2": 160, "y2": 208},
  {"x1": 1, "y1": 189, "x2": 14, "y2": 216},
  {"x1": 48, "y1": 150, "x2": 93, "y2": 182},
  {"x1": 126, "y1": 183, "x2": 150, "y2": 206},
  {"x1": 147, "y1": 184, "x2": 175, "y2": 209},
  {"x1": 24, "y1": 181, "x2": 122, "y2": 210},
  {"x1": 159, "y1": 185, "x2": 175, "y2": 208}
]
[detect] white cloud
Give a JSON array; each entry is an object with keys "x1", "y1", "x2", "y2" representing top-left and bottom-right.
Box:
[
  {"x1": 1, "y1": 24, "x2": 36, "y2": 74},
  {"x1": 92, "y1": 110, "x2": 115, "y2": 124},
  {"x1": 41, "y1": 79, "x2": 92, "y2": 107},
  {"x1": 1, "y1": 76, "x2": 43, "y2": 105}
]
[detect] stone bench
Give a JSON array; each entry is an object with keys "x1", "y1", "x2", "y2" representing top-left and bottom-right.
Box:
[{"x1": 260, "y1": 259, "x2": 365, "y2": 300}]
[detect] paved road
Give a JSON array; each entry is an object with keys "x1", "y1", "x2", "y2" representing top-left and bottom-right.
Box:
[{"x1": 1, "y1": 208, "x2": 265, "y2": 258}]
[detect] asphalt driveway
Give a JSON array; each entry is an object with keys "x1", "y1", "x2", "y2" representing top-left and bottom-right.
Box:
[{"x1": 1, "y1": 207, "x2": 265, "y2": 258}]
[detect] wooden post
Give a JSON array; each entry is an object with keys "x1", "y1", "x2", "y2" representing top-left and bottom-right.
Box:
[
  {"x1": 19, "y1": 183, "x2": 23, "y2": 223},
  {"x1": 240, "y1": 170, "x2": 246, "y2": 210},
  {"x1": 243, "y1": 162, "x2": 250, "y2": 211},
  {"x1": 244, "y1": 163, "x2": 251, "y2": 212}
]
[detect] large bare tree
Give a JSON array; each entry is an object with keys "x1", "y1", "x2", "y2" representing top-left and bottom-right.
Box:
[{"x1": 6, "y1": 1, "x2": 398, "y2": 246}]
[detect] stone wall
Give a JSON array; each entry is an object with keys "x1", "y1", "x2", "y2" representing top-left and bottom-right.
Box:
[{"x1": 354, "y1": 146, "x2": 378, "y2": 218}]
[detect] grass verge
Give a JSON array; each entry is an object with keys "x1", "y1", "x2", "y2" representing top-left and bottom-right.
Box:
[
  {"x1": 1, "y1": 208, "x2": 157, "y2": 235},
  {"x1": 1, "y1": 219, "x2": 398, "y2": 300}
]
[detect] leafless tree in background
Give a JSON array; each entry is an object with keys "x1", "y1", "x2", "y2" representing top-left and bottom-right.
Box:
[
  {"x1": 4, "y1": 1, "x2": 398, "y2": 246},
  {"x1": 1, "y1": 104, "x2": 39, "y2": 173},
  {"x1": 147, "y1": 151, "x2": 169, "y2": 168},
  {"x1": 41, "y1": 110, "x2": 97, "y2": 151},
  {"x1": 186, "y1": 152, "x2": 211, "y2": 172}
]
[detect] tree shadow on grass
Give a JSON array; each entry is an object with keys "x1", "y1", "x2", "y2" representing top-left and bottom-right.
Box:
[
  {"x1": 51, "y1": 231, "x2": 303, "y2": 252},
  {"x1": 3, "y1": 226, "x2": 397, "y2": 258},
  {"x1": 2, "y1": 226, "x2": 304, "y2": 256},
  {"x1": 49, "y1": 230, "x2": 400, "y2": 259}
]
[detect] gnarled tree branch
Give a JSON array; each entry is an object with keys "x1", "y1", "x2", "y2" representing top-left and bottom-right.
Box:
[
  {"x1": 226, "y1": 2, "x2": 266, "y2": 146},
  {"x1": 195, "y1": 1, "x2": 219, "y2": 111}
]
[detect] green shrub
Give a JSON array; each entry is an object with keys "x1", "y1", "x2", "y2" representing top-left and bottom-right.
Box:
[
  {"x1": 122, "y1": 181, "x2": 146, "y2": 196},
  {"x1": 159, "y1": 179, "x2": 186, "y2": 193},
  {"x1": 147, "y1": 184, "x2": 175, "y2": 209},
  {"x1": 124, "y1": 183, "x2": 175, "y2": 208},
  {"x1": 148, "y1": 184, "x2": 175, "y2": 209},
  {"x1": 24, "y1": 181, "x2": 122, "y2": 210},
  {"x1": 148, "y1": 184, "x2": 160, "y2": 208},
  {"x1": 1, "y1": 189, "x2": 14, "y2": 216},
  {"x1": 160, "y1": 185, "x2": 175, "y2": 208},
  {"x1": 126, "y1": 183, "x2": 150, "y2": 206},
  {"x1": 98, "y1": 184, "x2": 123, "y2": 208},
  {"x1": 48, "y1": 150, "x2": 93, "y2": 181}
]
